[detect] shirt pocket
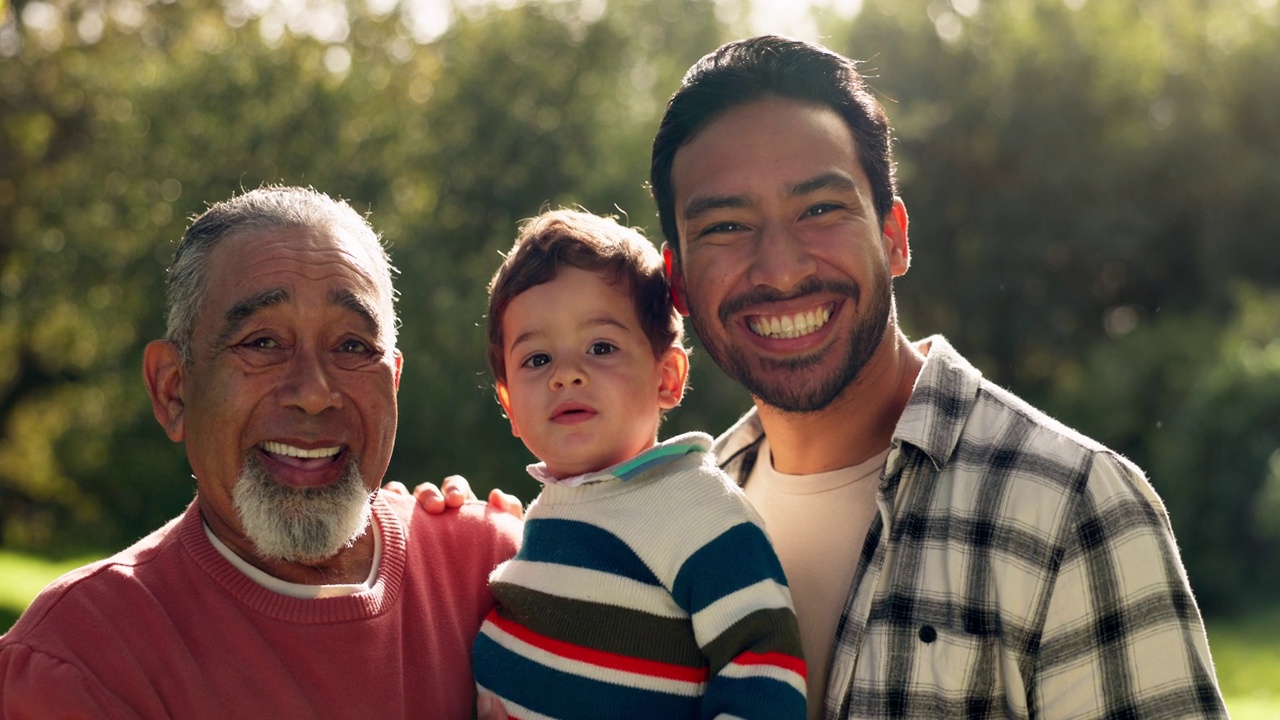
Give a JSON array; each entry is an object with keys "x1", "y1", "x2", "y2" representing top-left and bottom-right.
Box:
[{"x1": 906, "y1": 619, "x2": 998, "y2": 692}]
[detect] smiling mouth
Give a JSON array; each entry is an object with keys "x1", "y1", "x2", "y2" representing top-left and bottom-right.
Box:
[
  {"x1": 260, "y1": 441, "x2": 342, "y2": 460},
  {"x1": 747, "y1": 306, "x2": 833, "y2": 339}
]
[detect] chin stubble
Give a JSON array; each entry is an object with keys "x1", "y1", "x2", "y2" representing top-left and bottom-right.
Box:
[{"x1": 694, "y1": 272, "x2": 892, "y2": 414}]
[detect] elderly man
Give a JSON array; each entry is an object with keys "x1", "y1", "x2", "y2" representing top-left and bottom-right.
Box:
[{"x1": 0, "y1": 186, "x2": 521, "y2": 718}]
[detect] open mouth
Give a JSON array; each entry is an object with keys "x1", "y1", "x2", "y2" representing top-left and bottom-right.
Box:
[
  {"x1": 747, "y1": 305, "x2": 833, "y2": 339},
  {"x1": 260, "y1": 441, "x2": 343, "y2": 468},
  {"x1": 551, "y1": 403, "x2": 596, "y2": 422}
]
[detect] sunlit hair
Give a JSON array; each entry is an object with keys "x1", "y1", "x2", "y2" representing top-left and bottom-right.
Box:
[
  {"x1": 486, "y1": 208, "x2": 684, "y2": 384},
  {"x1": 164, "y1": 185, "x2": 398, "y2": 364},
  {"x1": 650, "y1": 35, "x2": 898, "y2": 262}
]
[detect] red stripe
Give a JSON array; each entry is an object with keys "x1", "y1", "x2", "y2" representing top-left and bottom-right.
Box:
[
  {"x1": 486, "y1": 611, "x2": 710, "y2": 683},
  {"x1": 730, "y1": 650, "x2": 808, "y2": 677}
]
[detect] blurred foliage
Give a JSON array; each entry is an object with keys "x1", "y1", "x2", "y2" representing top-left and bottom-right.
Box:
[{"x1": 0, "y1": 0, "x2": 1277, "y2": 614}]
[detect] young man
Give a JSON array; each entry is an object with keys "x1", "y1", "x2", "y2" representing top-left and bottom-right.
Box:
[
  {"x1": 0, "y1": 186, "x2": 521, "y2": 718},
  {"x1": 647, "y1": 35, "x2": 1227, "y2": 719},
  {"x1": 472, "y1": 209, "x2": 806, "y2": 719}
]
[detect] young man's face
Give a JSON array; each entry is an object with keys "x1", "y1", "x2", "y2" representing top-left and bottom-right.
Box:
[
  {"x1": 496, "y1": 266, "x2": 686, "y2": 479},
  {"x1": 146, "y1": 225, "x2": 402, "y2": 563},
  {"x1": 669, "y1": 97, "x2": 909, "y2": 413}
]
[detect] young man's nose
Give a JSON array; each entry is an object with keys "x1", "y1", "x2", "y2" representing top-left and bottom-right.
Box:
[{"x1": 747, "y1": 221, "x2": 819, "y2": 291}]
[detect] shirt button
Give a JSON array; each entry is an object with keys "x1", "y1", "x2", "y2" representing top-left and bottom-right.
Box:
[{"x1": 918, "y1": 625, "x2": 937, "y2": 643}]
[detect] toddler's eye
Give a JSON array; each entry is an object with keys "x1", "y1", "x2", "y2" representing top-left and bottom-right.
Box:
[
  {"x1": 589, "y1": 342, "x2": 616, "y2": 356},
  {"x1": 524, "y1": 353, "x2": 551, "y2": 368}
]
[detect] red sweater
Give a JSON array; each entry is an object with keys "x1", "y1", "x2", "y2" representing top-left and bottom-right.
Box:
[{"x1": 0, "y1": 492, "x2": 521, "y2": 719}]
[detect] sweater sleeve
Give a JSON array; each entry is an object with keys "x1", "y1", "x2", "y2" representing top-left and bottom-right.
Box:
[
  {"x1": 1031, "y1": 452, "x2": 1227, "y2": 719},
  {"x1": 670, "y1": 520, "x2": 808, "y2": 719},
  {"x1": 0, "y1": 642, "x2": 129, "y2": 720}
]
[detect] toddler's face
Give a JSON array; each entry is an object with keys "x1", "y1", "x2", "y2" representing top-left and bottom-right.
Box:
[{"x1": 496, "y1": 267, "x2": 685, "y2": 479}]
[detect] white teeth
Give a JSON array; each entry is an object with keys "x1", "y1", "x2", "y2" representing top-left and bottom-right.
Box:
[
  {"x1": 749, "y1": 307, "x2": 832, "y2": 339},
  {"x1": 261, "y1": 441, "x2": 341, "y2": 459}
]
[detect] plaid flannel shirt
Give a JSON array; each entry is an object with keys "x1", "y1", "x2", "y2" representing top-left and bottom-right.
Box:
[{"x1": 714, "y1": 336, "x2": 1226, "y2": 719}]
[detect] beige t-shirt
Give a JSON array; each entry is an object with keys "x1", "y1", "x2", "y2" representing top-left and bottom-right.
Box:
[{"x1": 743, "y1": 438, "x2": 888, "y2": 720}]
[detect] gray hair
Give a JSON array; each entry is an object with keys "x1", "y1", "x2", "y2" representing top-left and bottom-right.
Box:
[{"x1": 165, "y1": 186, "x2": 398, "y2": 363}]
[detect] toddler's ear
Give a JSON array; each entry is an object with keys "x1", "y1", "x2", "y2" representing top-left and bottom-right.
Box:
[
  {"x1": 495, "y1": 382, "x2": 521, "y2": 438},
  {"x1": 657, "y1": 346, "x2": 689, "y2": 410}
]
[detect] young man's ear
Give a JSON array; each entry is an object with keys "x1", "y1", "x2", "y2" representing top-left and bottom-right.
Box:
[
  {"x1": 657, "y1": 346, "x2": 690, "y2": 410},
  {"x1": 884, "y1": 197, "x2": 911, "y2": 278},
  {"x1": 495, "y1": 381, "x2": 521, "y2": 438},
  {"x1": 662, "y1": 244, "x2": 691, "y2": 317},
  {"x1": 143, "y1": 340, "x2": 187, "y2": 442}
]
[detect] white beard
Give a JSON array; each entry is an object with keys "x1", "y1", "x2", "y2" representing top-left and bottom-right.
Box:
[{"x1": 231, "y1": 453, "x2": 373, "y2": 564}]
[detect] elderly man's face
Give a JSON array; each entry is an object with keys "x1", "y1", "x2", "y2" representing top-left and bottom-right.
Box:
[{"x1": 163, "y1": 225, "x2": 401, "y2": 564}]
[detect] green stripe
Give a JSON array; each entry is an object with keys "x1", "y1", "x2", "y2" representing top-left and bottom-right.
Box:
[
  {"x1": 701, "y1": 605, "x2": 805, "y2": 674},
  {"x1": 492, "y1": 582, "x2": 705, "y2": 668}
]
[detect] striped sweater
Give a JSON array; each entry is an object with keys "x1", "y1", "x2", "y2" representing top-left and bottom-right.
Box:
[{"x1": 473, "y1": 432, "x2": 806, "y2": 719}]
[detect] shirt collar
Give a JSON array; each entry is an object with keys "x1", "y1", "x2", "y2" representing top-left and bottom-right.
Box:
[
  {"x1": 712, "y1": 335, "x2": 984, "y2": 480},
  {"x1": 527, "y1": 431, "x2": 713, "y2": 487},
  {"x1": 889, "y1": 335, "x2": 983, "y2": 475}
]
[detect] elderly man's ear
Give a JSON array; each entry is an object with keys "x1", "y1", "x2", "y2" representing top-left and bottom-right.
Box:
[{"x1": 143, "y1": 340, "x2": 187, "y2": 442}]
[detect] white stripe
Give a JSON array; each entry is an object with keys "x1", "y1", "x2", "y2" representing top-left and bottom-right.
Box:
[
  {"x1": 479, "y1": 620, "x2": 706, "y2": 696},
  {"x1": 493, "y1": 559, "x2": 685, "y2": 618},
  {"x1": 690, "y1": 578, "x2": 795, "y2": 640},
  {"x1": 722, "y1": 657, "x2": 808, "y2": 697}
]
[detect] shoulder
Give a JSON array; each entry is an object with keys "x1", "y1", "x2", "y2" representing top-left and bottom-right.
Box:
[
  {"x1": 382, "y1": 490, "x2": 522, "y2": 562},
  {"x1": 0, "y1": 513, "x2": 190, "y2": 708},
  {"x1": 3, "y1": 514, "x2": 187, "y2": 645}
]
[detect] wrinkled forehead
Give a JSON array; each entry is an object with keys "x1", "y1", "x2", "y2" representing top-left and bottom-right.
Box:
[{"x1": 208, "y1": 226, "x2": 394, "y2": 320}]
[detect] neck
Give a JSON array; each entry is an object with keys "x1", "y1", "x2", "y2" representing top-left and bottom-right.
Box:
[
  {"x1": 199, "y1": 496, "x2": 377, "y2": 586},
  {"x1": 755, "y1": 328, "x2": 924, "y2": 475}
]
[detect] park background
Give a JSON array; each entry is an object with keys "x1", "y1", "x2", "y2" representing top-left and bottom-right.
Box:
[{"x1": 1, "y1": 0, "x2": 1278, "y2": 713}]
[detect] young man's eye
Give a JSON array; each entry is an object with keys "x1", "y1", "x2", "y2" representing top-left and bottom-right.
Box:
[
  {"x1": 523, "y1": 353, "x2": 551, "y2": 368},
  {"x1": 588, "y1": 342, "x2": 616, "y2": 356},
  {"x1": 699, "y1": 221, "x2": 743, "y2": 237},
  {"x1": 806, "y1": 202, "x2": 843, "y2": 217}
]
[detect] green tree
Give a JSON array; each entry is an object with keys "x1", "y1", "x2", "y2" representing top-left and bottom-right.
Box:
[{"x1": 0, "y1": 0, "x2": 735, "y2": 550}]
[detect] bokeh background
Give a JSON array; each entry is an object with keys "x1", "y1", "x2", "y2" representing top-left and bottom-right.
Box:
[{"x1": 2, "y1": 0, "x2": 1279, "y2": 709}]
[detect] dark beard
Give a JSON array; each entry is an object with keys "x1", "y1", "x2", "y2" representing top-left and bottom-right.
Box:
[{"x1": 691, "y1": 273, "x2": 892, "y2": 413}]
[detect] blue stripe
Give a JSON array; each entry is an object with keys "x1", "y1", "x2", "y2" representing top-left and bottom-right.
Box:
[
  {"x1": 519, "y1": 518, "x2": 661, "y2": 586},
  {"x1": 704, "y1": 673, "x2": 808, "y2": 717},
  {"x1": 671, "y1": 523, "x2": 790, "y2": 614},
  {"x1": 473, "y1": 632, "x2": 702, "y2": 719}
]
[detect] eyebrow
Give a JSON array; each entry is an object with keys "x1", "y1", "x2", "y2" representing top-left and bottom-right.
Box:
[
  {"x1": 216, "y1": 288, "x2": 288, "y2": 348},
  {"x1": 508, "y1": 316, "x2": 631, "y2": 352},
  {"x1": 212, "y1": 286, "x2": 383, "y2": 349},
  {"x1": 681, "y1": 171, "x2": 861, "y2": 222},
  {"x1": 331, "y1": 288, "x2": 383, "y2": 337},
  {"x1": 790, "y1": 171, "x2": 859, "y2": 197}
]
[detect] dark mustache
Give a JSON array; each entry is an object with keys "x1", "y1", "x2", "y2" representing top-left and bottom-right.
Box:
[{"x1": 718, "y1": 277, "x2": 861, "y2": 325}]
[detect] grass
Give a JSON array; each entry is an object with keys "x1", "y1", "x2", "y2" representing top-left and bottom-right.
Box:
[
  {"x1": 1, "y1": 549, "x2": 1277, "y2": 716},
  {"x1": 1203, "y1": 609, "x2": 1280, "y2": 720}
]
